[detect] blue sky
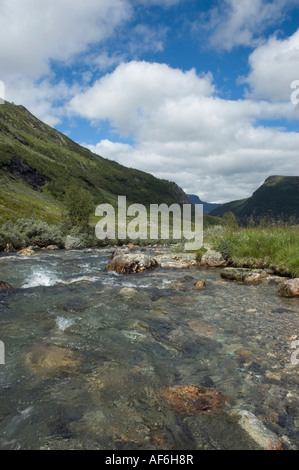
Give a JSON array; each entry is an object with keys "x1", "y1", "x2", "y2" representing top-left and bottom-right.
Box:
[{"x1": 1, "y1": 0, "x2": 299, "y2": 202}]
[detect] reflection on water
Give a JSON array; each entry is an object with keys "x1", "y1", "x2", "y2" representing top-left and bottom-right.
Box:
[{"x1": 0, "y1": 248, "x2": 298, "y2": 450}]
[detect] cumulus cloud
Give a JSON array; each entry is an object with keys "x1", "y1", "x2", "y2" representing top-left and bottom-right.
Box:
[
  {"x1": 202, "y1": 0, "x2": 292, "y2": 51},
  {"x1": 70, "y1": 61, "x2": 299, "y2": 202},
  {"x1": 68, "y1": 61, "x2": 215, "y2": 133},
  {"x1": 0, "y1": 0, "x2": 133, "y2": 124},
  {"x1": 0, "y1": 0, "x2": 131, "y2": 79},
  {"x1": 242, "y1": 28, "x2": 299, "y2": 101}
]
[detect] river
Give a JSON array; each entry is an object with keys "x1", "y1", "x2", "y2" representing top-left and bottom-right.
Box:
[{"x1": 0, "y1": 247, "x2": 298, "y2": 450}]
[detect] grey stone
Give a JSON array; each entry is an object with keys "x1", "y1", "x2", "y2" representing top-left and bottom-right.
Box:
[{"x1": 65, "y1": 236, "x2": 84, "y2": 250}]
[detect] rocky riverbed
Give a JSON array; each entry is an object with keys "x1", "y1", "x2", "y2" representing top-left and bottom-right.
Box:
[{"x1": 0, "y1": 245, "x2": 298, "y2": 450}]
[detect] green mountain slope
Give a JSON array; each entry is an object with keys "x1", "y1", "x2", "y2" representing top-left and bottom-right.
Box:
[
  {"x1": 210, "y1": 176, "x2": 299, "y2": 222},
  {"x1": 0, "y1": 101, "x2": 190, "y2": 223}
]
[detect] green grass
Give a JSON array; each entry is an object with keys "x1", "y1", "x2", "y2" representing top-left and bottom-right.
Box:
[
  {"x1": 0, "y1": 175, "x2": 63, "y2": 223},
  {"x1": 208, "y1": 225, "x2": 299, "y2": 278}
]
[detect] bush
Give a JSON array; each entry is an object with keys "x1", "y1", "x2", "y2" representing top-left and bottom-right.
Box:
[
  {"x1": 0, "y1": 218, "x2": 64, "y2": 249},
  {"x1": 0, "y1": 221, "x2": 24, "y2": 249},
  {"x1": 64, "y1": 184, "x2": 94, "y2": 228}
]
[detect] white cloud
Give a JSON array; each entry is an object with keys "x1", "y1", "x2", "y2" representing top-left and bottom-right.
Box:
[
  {"x1": 68, "y1": 61, "x2": 215, "y2": 133},
  {"x1": 242, "y1": 29, "x2": 299, "y2": 101},
  {"x1": 203, "y1": 0, "x2": 291, "y2": 51},
  {"x1": 4, "y1": 77, "x2": 82, "y2": 126},
  {"x1": 0, "y1": 0, "x2": 132, "y2": 79},
  {"x1": 72, "y1": 61, "x2": 299, "y2": 202},
  {"x1": 0, "y1": 0, "x2": 132, "y2": 124}
]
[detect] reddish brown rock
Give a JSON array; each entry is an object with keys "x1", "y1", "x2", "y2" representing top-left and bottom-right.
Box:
[
  {"x1": 0, "y1": 281, "x2": 12, "y2": 291},
  {"x1": 193, "y1": 280, "x2": 206, "y2": 289},
  {"x1": 161, "y1": 385, "x2": 228, "y2": 415}
]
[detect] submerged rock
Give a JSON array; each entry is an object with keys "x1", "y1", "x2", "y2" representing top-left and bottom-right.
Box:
[
  {"x1": 119, "y1": 287, "x2": 138, "y2": 298},
  {"x1": 105, "y1": 250, "x2": 159, "y2": 274},
  {"x1": 232, "y1": 410, "x2": 283, "y2": 450},
  {"x1": 161, "y1": 385, "x2": 228, "y2": 415},
  {"x1": 25, "y1": 344, "x2": 81, "y2": 379},
  {"x1": 188, "y1": 320, "x2": 216, "y2": 337},
  {"x1": 278, "y1": 278, "x2": 299, "y2": 298},
  {"x1": 0, "y1": 281, "x2": 12, "y2": 291}
]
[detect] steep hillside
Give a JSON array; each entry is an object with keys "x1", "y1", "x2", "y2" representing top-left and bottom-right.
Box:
[
  {"x1": 0, "y1": 101, "x2": 189, "y2": 223},
  {"x1": 210, "y1": 176, "x2": 299, "y2": 222}
]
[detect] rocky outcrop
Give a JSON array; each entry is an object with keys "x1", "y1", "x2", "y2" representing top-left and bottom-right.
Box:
[
  {"x1": 7, "y1": 157, "x2": 49, "y2": 191},
  {"x1": 106, "y1": 249, "x2": 159, "y2": 274},
  {"x1": 278, "y1": 278, "x2": 299, "y2": 298},
  {"x1": 65, "y1": 236, "x2": 84, "y2": 250},
  {"x1": 0, "y1": 281, "x2": 12, "y2": 291},
  {"x1": 200, "y1": 250, "x2": 227, "y2": 267},
  {"x1": 221, "y1": 267, "x2": 269, "y2": 283},
  {"x1": 232, "y1": 410, "x2": 283, "y2": 450}
]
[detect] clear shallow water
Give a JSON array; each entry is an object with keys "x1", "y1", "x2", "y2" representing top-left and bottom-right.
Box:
[{"x1": 0, "y1": 248, "x2": 298, "y2": 450}]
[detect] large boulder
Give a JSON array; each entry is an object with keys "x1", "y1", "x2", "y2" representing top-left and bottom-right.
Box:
[
  {"x1": 278, "y1": 278, "x2": 299, "y2": 298},
  {"x1": 200, "y1": 250, "x2": 227, "y2": 267},
  {"x1": 64, "y1": 235, "x2": 84, "y2": 250},
  {"x1": 17, "y1": 248, "x2": 35, "y2": 256},
  {"x1": 105, "y1": 249, "x2": 159, "y2": 274}
]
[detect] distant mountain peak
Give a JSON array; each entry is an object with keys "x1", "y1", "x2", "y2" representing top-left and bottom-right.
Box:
[
  {"x1": 187, "y1": 194, "x2": 220, "y2": 214},
  {"x1": 210, "y1": 176, "x2": 299, "y2": 222}
]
